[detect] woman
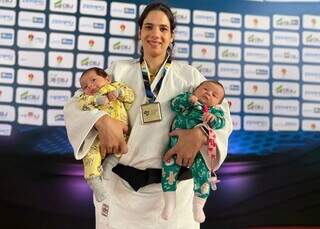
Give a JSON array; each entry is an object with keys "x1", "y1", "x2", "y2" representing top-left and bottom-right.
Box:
[{"x1": 64, "y1": 2, "x2": 232, "y2": 229}]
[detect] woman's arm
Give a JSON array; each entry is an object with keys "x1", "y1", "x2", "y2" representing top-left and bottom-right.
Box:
[
  {"x1": 163, "y1": 127, "x2": 207, "y2": 167},
  {"x1": 63, "y1": 91, "x2": 106, "y2": 159},
  {"x1": 163, "y1": 68, "x2": 206, "y2": 167},
  {"x1": 64, "y1": 91, "x2": 128, "y2": 159},
  {"x1": 163, "y1": 100, "x2": 232, "y2": 168},
  {"x1": 163, "y1": 66, "x2": 233, "y2": 168},
  {"x1": 63, "y1": 62, "x2": 128, "y2": 159},
  {"x1": 94, "y1": 114, "x2": 128, "y2": 158}
]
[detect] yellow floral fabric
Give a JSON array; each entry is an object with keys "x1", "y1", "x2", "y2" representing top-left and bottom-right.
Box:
[{"x1": 78, "y1": 81, "x2": 134, "y2": 179}]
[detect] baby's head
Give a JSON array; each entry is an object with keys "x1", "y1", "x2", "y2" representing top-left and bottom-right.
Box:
[
  {"x1": 80, "y1": 67, "x2": 111, "y2": 95},
  {"x1": 193, "y1": 80, "x2": 225, "y2": 107}
]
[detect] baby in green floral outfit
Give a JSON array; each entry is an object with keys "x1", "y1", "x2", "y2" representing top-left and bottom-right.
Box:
[{"x1": 161, "y1": 80, "x2": 226, "y2": 223}]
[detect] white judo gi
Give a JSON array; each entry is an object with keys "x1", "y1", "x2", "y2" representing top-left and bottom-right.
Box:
[{"x1": 64, "y1": 59, "x2": 233, "y2": 229}]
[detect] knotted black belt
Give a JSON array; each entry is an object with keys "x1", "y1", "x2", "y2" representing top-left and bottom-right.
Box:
[{"x1": 112, "y1": 164, "x2": 192, "y2": 191}]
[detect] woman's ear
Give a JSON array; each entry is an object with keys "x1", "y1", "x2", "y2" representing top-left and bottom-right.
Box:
[{"x1": 170, "y1": 32, "x2": 175, "y2": 43}]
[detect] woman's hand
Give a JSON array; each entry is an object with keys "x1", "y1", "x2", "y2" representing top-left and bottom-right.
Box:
[
  {"x1": 94, "y1": 115, "x2": 128, "y2": 158},
  {"x1": 163, "y1": 128, "x2": 207, "y2": 167}
]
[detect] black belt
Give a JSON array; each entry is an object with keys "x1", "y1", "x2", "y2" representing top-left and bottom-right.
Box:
[{"x1": 112, "y1": 164, "x2": 192, "y2": 191}]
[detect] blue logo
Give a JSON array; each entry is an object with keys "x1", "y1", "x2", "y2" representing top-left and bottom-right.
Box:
[
  {"x1": 231, "y1": 18, "x2": 240, "y2": 24},
  {"x1": 61, "y1": 38, "x2": 73, "y2": 45},
  {"x1": 204, "y1": 32, "x2": 215, "y2": 38},
  {"x1": 32, "y1": 17, "x2": 44, "y2": 23},
  {"x1": 93, "y1": 23, "x2": 104, "y2": 29},
  {"x1": 124, "y1": 8, "x2": 135, "y2": 14},
  {"x1": 0, "y1": 33, "x2": 13, "y2": 39},
  {"x1": 1, "y1": 72, "x2": 13, "y2": 79},
  {"x1": 177, "y1": 47, "x2": 188, "y2": 54}
]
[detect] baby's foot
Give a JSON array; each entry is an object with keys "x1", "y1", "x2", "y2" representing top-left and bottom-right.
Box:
[
  {"x1": 193, "y1": 196, "x2": 206, "y2": 223},
  {"x1": 87, "y1": 176, "x2": 107, "y2": 202},
  {"x1": 161, "y1": 191, "x2": 176, "y2": 220}
]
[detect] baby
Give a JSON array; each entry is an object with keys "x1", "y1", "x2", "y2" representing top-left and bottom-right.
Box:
[
  {"x1": 78, "y1": 67, "x2": 134, "y2": 202},
  {"x1": 161, "y1": 80, "x2": 226, "y2": 223}
]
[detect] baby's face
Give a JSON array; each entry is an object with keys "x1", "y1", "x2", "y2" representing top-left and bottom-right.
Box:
[
  {"x1": 194, "y1": 82, "x2": 224, "y2": 107},
  {"x1": 80, "y1": 70, "x2": 110, "y2": 95}
]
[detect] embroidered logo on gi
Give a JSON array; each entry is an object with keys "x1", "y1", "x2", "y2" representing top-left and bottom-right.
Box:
[{"x1": 101, "y1": 203, "x2": 109, "y2": 217}]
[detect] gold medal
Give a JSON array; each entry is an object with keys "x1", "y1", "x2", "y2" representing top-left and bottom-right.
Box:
[{"x1": 140, "y1": 102, "x2": 162, "y2": 124}]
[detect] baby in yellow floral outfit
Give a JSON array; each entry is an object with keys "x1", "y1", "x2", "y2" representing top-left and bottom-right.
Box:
[{"x1": 78, "y1": 67, "x2": 134, "y2": 202}]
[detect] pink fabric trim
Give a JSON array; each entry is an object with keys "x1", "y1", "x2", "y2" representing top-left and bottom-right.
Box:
[
  {"x1": 207, "y1": 128, "x2": 217, "y2": 171},
  {"x1": 202, "y1": 104, "x2": 217, "y2": 172}
]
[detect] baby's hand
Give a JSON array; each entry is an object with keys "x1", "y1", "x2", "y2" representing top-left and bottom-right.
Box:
[
  {"x1": 96, "y1": 96, "x2": 109, "y2": 105},
  {"x1": 189, "y1": 95, "x2": 198, "y2": 104},
  {"x1": 107, "y1": 91, "x2": 119, "y2": 101},
  {"x1": 203, "y1": 112, "x2": 215, "y2": 123}
]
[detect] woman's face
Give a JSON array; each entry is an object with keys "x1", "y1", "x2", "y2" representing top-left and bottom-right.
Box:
[{"x1": 139, "y1": 10, "x2": 174, "y2": 59}]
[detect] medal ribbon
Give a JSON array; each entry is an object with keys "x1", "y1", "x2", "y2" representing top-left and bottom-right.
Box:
[{"x1": 140, "y1": 57, "x2": 171, "y2": 103}]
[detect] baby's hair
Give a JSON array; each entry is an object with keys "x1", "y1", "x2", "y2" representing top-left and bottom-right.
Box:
[
  {"x1": 80, "y1": 67, "x2": 109, "y2": 79},
  {"x1": 194, "y1": 80, "x2": 225, "y2": 104}
]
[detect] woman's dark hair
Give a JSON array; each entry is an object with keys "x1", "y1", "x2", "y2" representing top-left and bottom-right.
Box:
[
  {"x1": 80, "y1": 67, "x2": 108, "y2": 79},
  {"x1": 138, "y1": 2, "x2": 176, "y2": 61}
]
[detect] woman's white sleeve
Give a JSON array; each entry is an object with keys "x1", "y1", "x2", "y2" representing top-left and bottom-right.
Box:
[
  {"x1": 191, "y1": 66, "x2": 233, "y2": 171},
  {"x1": 63, "y1": 64, "x2": 116, "y2": 160},
  {"x1": 212, "y1": 100, "x2": 233, "y2": 170},
  {"x1": 63, "y1": 91, "x2": 106, "y2": 159}
]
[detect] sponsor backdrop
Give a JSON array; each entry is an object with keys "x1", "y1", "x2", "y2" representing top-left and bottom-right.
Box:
[{"x1": 0, "y1": 0, "x2": 320, "y2": 155}]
